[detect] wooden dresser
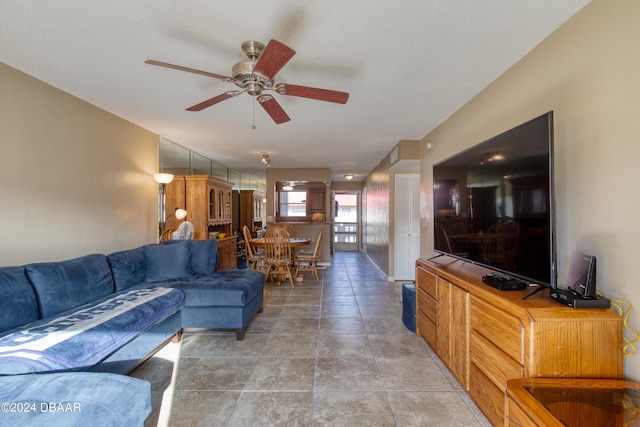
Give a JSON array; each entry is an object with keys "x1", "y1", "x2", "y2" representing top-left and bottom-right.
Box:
[{"x1": 416, "y1": 256, "x2": 623, "y2": 426}]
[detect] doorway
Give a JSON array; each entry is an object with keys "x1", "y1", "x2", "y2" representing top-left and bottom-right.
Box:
[{"x1": 333, "y1": 192, "x2": 360, "y2": 252}]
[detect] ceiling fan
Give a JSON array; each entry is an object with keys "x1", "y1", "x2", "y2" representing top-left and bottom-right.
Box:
[{"x1": 145, "y1": 39, "x2": 349, "y2": 124}]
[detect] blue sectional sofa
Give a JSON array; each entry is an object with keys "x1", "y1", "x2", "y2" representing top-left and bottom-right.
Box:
[{"x1": 0, "y1": 238, "x2": 264, "y2": 426}]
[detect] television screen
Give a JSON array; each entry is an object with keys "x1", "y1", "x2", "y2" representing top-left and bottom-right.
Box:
[{"x1": 433, "y1": 111, "x2": 555, "y2": 287}]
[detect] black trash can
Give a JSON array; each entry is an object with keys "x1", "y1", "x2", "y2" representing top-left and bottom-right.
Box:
[{"x1": 402, "y1": 283, "x2": 416, "y2": 332}]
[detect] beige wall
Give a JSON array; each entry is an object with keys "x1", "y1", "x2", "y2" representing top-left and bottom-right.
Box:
[
  {"x1": 420, "y1": 0, "x2": 640, "y2": 380},
  {"x1": 364, "y1": 155, "x2": 392, "y2": 275},
  {"x1": 0, "y1": 63, "x2": 159, "y2": 265}
]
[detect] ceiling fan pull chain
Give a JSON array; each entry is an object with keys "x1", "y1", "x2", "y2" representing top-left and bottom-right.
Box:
[{"x1": 252, "y1": 97, "x2": 256, "y2": 130}]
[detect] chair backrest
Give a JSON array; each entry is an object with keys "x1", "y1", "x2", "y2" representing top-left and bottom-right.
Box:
[
  {"x1": 266, "y1": 226, "x2": 290, "y2": 240},
  {"x1": 242, "y1": 225, "x2": 255, "y2": 261},
  {"x1": 264, "y1": 227, "x2": 292, "y2": 266},
  {"x1": 311, "y1": 227, "x2": 324, "y2": 258},
  {"x1": 483, "y1": 222, "x2": 513, "y2": 264},
  {"x1": 280, "y1": 224, "x2": 296, "y2": 237},
  {"x1": 434, "y1": 223, "x2": 452, "y2": 253}
]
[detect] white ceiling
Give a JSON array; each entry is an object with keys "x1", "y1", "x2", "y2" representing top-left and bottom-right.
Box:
[{"x1": 1, "y1": 0, "x2": 589, "y2": 182}]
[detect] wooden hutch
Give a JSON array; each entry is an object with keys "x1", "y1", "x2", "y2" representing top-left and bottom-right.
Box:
[
  {"x1": 415, "y1": 256, "x2": 623, "y2": 426},
  {"x1": 165, "y1": 175, "x2": 237, "y2": 270},
  {"x1": 237, "y1": 189, "x2": 264, "y2": 238}
]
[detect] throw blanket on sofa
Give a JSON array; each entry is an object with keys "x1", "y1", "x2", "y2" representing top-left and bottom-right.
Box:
[{"x1": 0, "y1": 287, "x2": 184, "y2": 375}]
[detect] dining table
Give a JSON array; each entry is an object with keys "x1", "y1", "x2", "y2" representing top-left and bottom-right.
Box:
[
  {"x1": 249, "y1": 237, "x2": 311, "y2": 248},
  {"x1": 248, "y1": 237, "x2": 311, "y2": 284}
]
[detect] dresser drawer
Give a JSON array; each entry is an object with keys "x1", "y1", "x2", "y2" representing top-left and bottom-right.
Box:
[
  {"x1": 417, "y1": 287, "x2": 437, "y2": 325},
  {"x1": 417, "y1": 309, "x2": 437, "y2": 349},
  {"x1": 471, "y1": 330, "x2": 523, "y2": 391},
  {"x1": 416, "y1": 266, "x2": 437, "y2": 299},
  {"x1": 471, "y1": 296, "x2": 523, "y2": 364}
]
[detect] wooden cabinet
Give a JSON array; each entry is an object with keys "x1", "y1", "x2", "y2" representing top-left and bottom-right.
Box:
[
  {"x1": 166, "y1": 175, "x2": 234, "y2": 239},
  {"x1": 415, "y1": 257, "x2": 623, "y2": 426},
  {"x1": 165, "y1": 175, "x2": 237, "y2": 270},
  {"x1": 416, "y1": 268, "x2": 469, "y2": 387},
  {"x1": 238, "y1": 190, "x2": 264, "y2": 237},
  {"x1": 217, "y1": 236, "x2": 237, "y2": 270},
  {"x1": 308, "y1": 188, "x2": 326, "y2": 213},
  {"x1": 438, "y1": 279, "x2": 469, "y2": 388}
]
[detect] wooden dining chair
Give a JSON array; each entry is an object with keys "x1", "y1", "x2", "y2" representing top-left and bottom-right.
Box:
[
  {"x1": 280, "y1": 223, "x2": 296, "y2": 237},
  {"x1": 295, "y1": 227, "x2": 323, "y2": 282},
  {"x1": 243, "y1": 225, "x2": 266, "y2": 272},
  {"x1": 263, "y1": 227, "x2": 295, "y2": 287},
  {"x1": 434, "y1": 223, "x2": 453, "y2": 253}
]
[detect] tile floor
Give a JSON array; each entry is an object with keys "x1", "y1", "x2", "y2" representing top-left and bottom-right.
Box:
[{"x1": 131, "y1": 252, "x2": 491, "y2": 426}]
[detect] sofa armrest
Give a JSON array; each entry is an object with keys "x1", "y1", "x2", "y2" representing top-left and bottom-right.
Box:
[{"x1": 0, "y1": 372, "x2": 151, "y2": 426}]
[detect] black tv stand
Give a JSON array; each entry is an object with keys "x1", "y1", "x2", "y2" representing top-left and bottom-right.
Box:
[
  {"x1": 482, "y1": 273, "x2": 527, "y2": 291},
  {"x1": 522, "y1": 285, "x2": 546, "y2": 300}
]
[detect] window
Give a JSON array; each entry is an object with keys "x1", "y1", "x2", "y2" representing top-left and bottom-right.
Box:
[
  {"x1": 335, "y1": 194, "x2": 358, "y2": 222},
  {"x1": 278, "y1": 191, "x2": 307, "y2": 218}
]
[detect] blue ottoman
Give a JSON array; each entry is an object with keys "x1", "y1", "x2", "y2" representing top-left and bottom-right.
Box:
[
  {"x1": 402, "y1": 283, "x2": 416, "y2": 332},
  {"x1": 0, "y1": 372, "x2": 151, "y2": 426}
]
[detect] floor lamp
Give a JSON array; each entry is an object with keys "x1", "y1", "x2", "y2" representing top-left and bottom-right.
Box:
[{"x1": 153, "y1": 173, "x2": 174, "y2": 242}]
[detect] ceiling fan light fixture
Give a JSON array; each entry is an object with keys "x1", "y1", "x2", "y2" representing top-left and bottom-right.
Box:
[{"x1": 246, "y1": 81, "x2": 263, "y2": 96}]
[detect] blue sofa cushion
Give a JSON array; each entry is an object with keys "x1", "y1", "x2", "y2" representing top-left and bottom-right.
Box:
[
  {"x1": 0, "y1": 372, "x2": 151, "y2": 427},
  {"x1": 164, "y1": 239, "x2": 218, "y2": 275},
  {"x1": 163, "y1": 269, "x2": 265, "y2": 307},
  {"x1": 190, "y1": 239, "x2": 218, "y2": 275},
  {"x1": 107, "y1": 247, "x2": 147, "y2": 292},
  {"x1": 144, "y1": 241, "x2": 193, "y2": 283},
  {"x1": 26, "y1": 254, "x2": 115, "y2": 319},
  {"x1": 0, "y1": 266, "x2": 40, "y2": 332},
  {"x1": 0, "y1": 287, "x2": 185, "y2": 374}
]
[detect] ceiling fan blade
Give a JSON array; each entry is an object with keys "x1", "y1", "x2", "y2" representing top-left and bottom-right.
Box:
[
  {"x1": 257, "y1": 95, "x2": 290, "y2": 124},
  {"x1": 145, "y1": 60, "x2": 230, "y2": 81},
  {"x1": 252, "y1": 39, "x2": 296, "y2": 81},
  {"x1": 186, "y1": 92, "x2": 235, "y2": 111},
  {"x1": 278, "y1": 84, "x2": 349, "y2": 104}
]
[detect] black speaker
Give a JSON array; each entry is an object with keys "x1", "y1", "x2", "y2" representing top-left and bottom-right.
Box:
[{"x1": 567, "y1": 250, "x2": 597, "y2": 298}]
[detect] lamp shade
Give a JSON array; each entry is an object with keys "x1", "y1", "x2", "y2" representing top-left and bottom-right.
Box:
[
  {"x1": 175, "y1": 208, "x2": 187, "y2": 220},
  {"x1": 153, "y1": 173, "x2": 174, "y2": 184}
]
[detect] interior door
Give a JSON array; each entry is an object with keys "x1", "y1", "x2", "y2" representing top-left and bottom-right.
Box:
[{"x1": 394, "y1": 173, "x2": 420, "y2": 280}]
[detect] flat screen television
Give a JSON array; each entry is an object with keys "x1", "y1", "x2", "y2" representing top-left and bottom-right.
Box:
[{"x1": 433, "y1": 111, "x2": 556, "y2": 288}]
